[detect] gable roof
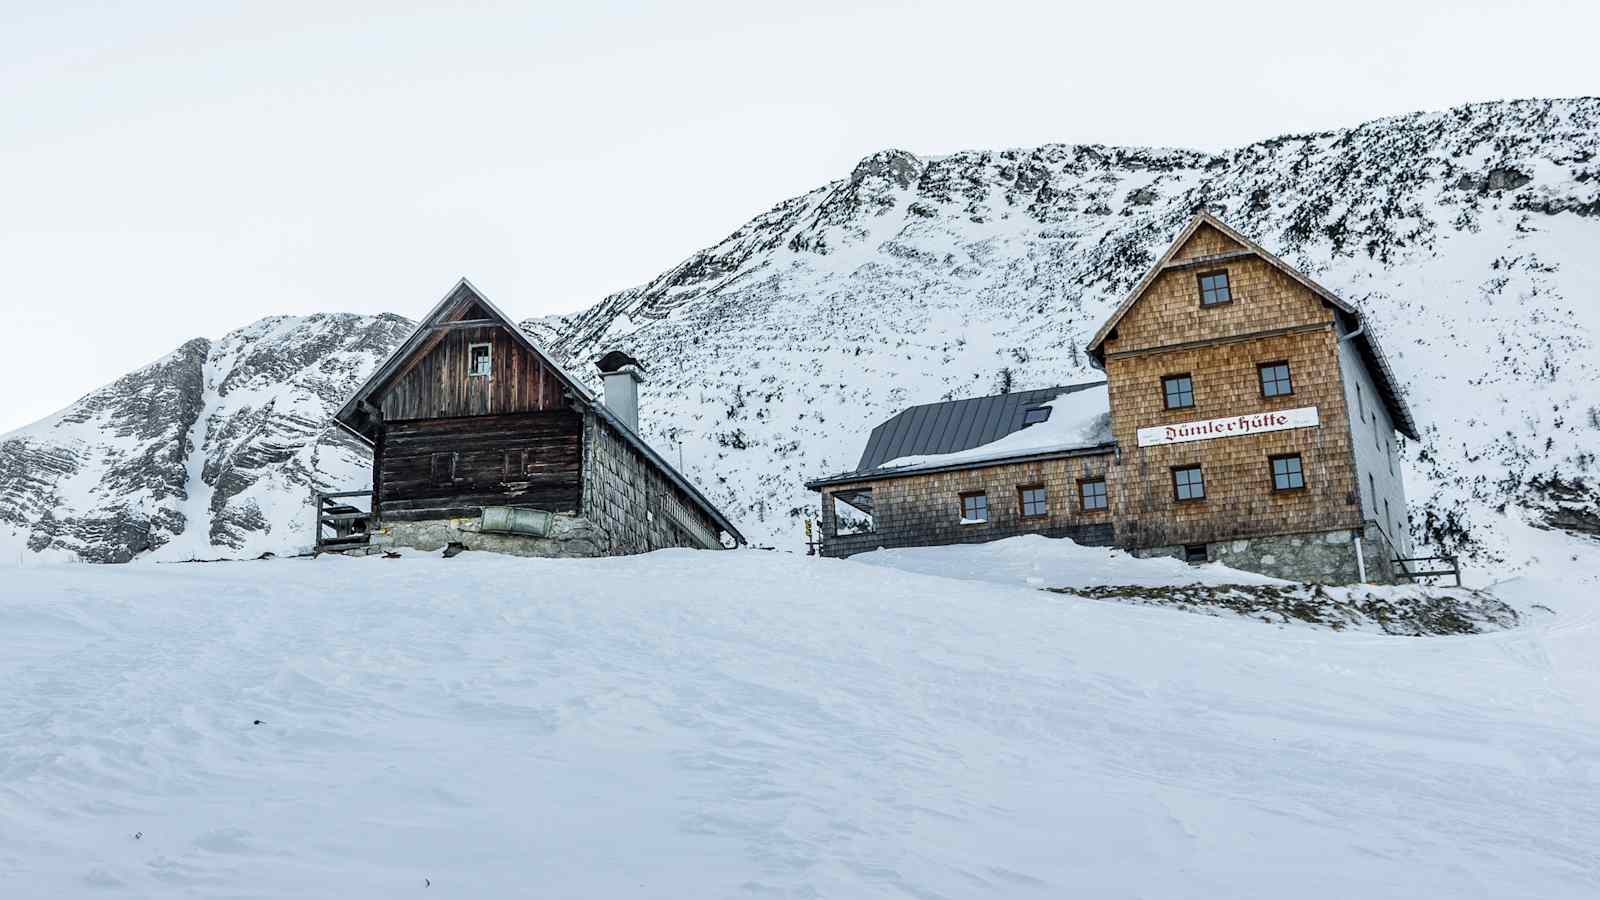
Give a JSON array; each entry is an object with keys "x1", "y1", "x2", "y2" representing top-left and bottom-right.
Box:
[
  {"x1": 333, "y1": 278, "x2": 746, "y2": 545},
  {"x1": 1085, "y1": 211, "x2": 1419, "y2": 440},
  {"x1": 806, "y1": 382, "x2": 1114, "y2": 489}
]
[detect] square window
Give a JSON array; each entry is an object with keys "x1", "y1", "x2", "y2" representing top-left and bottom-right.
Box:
[
  {"x1": 960, "y1": 492, "x2": 989, "y2": 523},
  {"x1": 1258, "y1": 362, "x2": 1293, "y2": 398},
  {"x1": 1172, "y1": 465, "x2": 1205, "y2": 501},
  {"x1": 467, "y1": 342, "x2": 493, "y2": 377},
  {"x1": 1022, "y1": 407, "x2": 1051, "y2": 427},
  {"x1": 1163, "y1": 374, "x2": 1195, "y2": 409},
  {"x1": 1270, "y1": 454, "x2": 1305, "y2": 491},
  {"x1": 1184, "y1": 543, "x2": 1209, "y2": 563},
  {"x1": 1019, "y1": 485, "x2": 1048, "y2": 517},
  {"x1": 1197, "y1": 270, "x2": 1232, "y2": 306},
  {"x1": 1079, "y1": 478, "x2": 1108, "y2": 511}
]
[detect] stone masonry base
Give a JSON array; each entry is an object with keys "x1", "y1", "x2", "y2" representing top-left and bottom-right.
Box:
[{"x1": 1136, "y1": 521, "x2": 1398, "y2": 585}]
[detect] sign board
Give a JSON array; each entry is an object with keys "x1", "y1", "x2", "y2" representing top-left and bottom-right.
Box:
[{"x1": 1136, "y1": 406, "x2": 1320, "y2": 448}]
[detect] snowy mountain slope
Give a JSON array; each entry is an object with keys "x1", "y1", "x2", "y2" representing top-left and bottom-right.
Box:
[
  {"x1": 546, "y1": 97, "x2": 1600, "y2": 565},
  {"x1": 2, "y1": 98, "x2": 1597, "y2": 565},
  {"x1": 0, "y1": 314, "x2": 412, "y2": 562},
  {"x1": 4, "y1": 532, "x2": 1599, "y2": 897}
]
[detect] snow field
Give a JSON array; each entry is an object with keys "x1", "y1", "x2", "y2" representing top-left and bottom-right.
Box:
[{"x1": 2, "y1": 530, "x2": 1599, "y2": 897}]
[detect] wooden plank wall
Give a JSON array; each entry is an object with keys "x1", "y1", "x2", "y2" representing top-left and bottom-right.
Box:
[
  {"x1": 377, "y1": 411, "x2": 582, "y2": 522},
  {"x1": 379, "y1": 325, "x2": 566, "y2": 421}
]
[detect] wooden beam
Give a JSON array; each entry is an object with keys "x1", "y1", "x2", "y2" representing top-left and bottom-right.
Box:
[{"x1": 1160, "y1": 249, "x2": 1257, "y2": 273}]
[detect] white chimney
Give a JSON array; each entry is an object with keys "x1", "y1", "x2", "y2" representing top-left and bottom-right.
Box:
[{"x1": 596, "y1": 350, "x2": 647, "y2": 433}]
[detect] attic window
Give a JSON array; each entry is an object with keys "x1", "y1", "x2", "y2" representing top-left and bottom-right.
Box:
[
  {"x1": 1197, "y1": 270, "x2": 1232, "y2": 306},
  {"x1": 467, "y1": 343, "x2": 492, "y2": 377},
  {"x1": 1022, "y1": 407, "x2": 1051, "y2": 427}
]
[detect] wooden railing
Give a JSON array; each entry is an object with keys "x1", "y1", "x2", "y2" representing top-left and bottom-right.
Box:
[
  {"x1": 313, "y1": 490, "x2": 375, "y2": 553},
  {"x1": 1393, "y1": 555, "x2": 1462, "y2": 587}
]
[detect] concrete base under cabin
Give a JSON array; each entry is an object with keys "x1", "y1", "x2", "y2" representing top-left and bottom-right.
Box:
[
  {"x1": 1136, "y1": 522, "x2": 1398, "y2": 585},
  {"x1": 366, "y1": 514, "x2": 608, "y2": 558}
]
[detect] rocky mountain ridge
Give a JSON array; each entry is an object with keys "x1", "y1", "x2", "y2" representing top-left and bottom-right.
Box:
[{"x1": 3, "y1": 97, "x2": 1597, "y2": 566}]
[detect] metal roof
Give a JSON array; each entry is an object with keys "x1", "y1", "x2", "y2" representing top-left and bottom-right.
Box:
[{"x1": 807, "y1": 382, "x2": 1111, "y2": 488}]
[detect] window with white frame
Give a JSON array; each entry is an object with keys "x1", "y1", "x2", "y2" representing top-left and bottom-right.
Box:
[{"x1": 467, "y1": 342, "x2": 493, "y2": 377}]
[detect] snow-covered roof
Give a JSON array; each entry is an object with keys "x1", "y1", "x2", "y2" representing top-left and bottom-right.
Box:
[{"x1": 807, "y1": 383, "x2": 1114, "y2": 488}]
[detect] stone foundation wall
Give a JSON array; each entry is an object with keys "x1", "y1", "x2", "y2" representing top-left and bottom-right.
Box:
[
  {"x1": 1138, "y1": 521, "x2": 1397, "y2": 584},
  {"x1": 581, "y1": 413, "x2": 724, "y2": 554}
]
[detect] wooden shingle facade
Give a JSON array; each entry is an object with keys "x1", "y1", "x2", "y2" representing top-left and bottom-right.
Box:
[{"x1": 810, "y1": 212, "x2": 1418, "y2": 584}]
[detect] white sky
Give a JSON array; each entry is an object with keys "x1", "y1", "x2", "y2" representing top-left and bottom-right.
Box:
[{"x1": 2, "y1": 0, "x2": 1594, "y2": 434}]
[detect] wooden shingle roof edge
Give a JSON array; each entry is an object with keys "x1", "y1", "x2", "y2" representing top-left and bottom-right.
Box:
[
  {"x1": 331, "y1": 278, "x2": 747, "y2": 546},
  {"x1": 1084, "y1": 211, "x2": 1420, "y2": 441}
]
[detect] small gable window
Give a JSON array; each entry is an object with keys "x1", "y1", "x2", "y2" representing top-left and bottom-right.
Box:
[
  {"x1": 1163, "y1": 374, "x2": 1195, "y2": 410},
  {"x1": 467, "y1": 342, "x2": 493, "y2": 377},
  {"x1": 1079, "y1": 478, "x2": 1108, "y2": 511},
  {"x1": 960, "y1": 492, "x2": 989, "y2": 524},
  {"x1": 1197, "y1": 270, "x2": 1232, "y2": 306},
  {"x1": 1258, "y1": 361, "x2": 1293, "y2": 398},
  {"x1": 1022, "y1": 407, "x2": 1051, "y2": 427},
  {"x1": 1270, "y1": 454, "x2": 1305, "y2": 492},
  {"x1": 1172, "y1": 465, "x2": 1205, "y2": 501}
]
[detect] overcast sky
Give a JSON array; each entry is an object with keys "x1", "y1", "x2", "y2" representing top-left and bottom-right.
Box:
[{"x1": 2, "y1": 1, "x2": 1594, "y2": 434}]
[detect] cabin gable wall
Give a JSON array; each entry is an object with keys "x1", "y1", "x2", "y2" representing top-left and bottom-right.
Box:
[{"x1": 377, "y1": 325, "x2": 565, "y2": 421}]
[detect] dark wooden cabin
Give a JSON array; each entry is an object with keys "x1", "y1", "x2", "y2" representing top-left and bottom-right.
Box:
[{"x1": 331, "y1": 279, "x2": 744, "y2": 556}]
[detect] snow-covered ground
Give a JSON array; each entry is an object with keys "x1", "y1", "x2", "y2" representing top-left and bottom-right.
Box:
[{"x1": 4, "y1": 529, "x2": 1599, "y2": 897}]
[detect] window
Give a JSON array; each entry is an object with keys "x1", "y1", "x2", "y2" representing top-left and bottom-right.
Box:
[
  {"x1": 430, "y1": 452, "x2": 456, "y2": 485},
  {"x1": 1375, "y1": 413, "x2": 1382, "y2": 450},
  {"x1": 831, "y1": 489, "x2": 875, "y2": 535},
  {"x1": 1355, "y1": 382, "x2": 1365, "y2": 417},
  {"x1": 1079, "y1": 478, "x2": 1108, "y2": 511},
  {"x1": 1019, "y1": 485, "x2": 1048, "y2": 517},
  {"x1": 1270, "y1": 454, "x2": 1305, "y2": 491},
  {"x1": 1172, "y1": 465, "x2": 1205, "y2": 501},
  {"x1": 1387, "y1": 439, "x2": 1395, "y2": 475},
  {"x1": 1258, "y1": 361, "x2": 1294, "y2": 398},
  {"x1": 1369, "y1": 473, "x2": 1377, "y2": 511},
  {"x1": 467, "y1": 342, "x2": 493, "y2": 377},
  {"x1": 960, "y1": 492, "x2": 989, "y2": 524},
  {"x1": 1385, "y1": 499, "x2": 1393, "y2": 537},
  {"x1": 1021, "y1": 407, "x2": 1051, "y2": 427},
  {"x1": 1197, "y1": 270, "x2": 1232, "y2": 306},
  {"x1": 1163, "y1": 374, "x2": 1195, "y2": 409},
  {"x1": 503, "y1": 449, "x2": 528, "y2": 480},
  {"x1": 1184, "y1": 544, "x2": 1209, "y2": 563}
]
